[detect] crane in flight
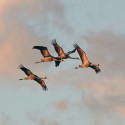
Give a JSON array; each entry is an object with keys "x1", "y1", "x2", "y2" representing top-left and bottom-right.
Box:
[
  {"x1": 33, "y1": 46, "x2": 62, "y2": 67},
  {"x1": 51, "y1": 39, "x2": 79, "y2": 60},
  {"x1": 74, "y1": 44, "x2": 101, "y2": 73},
  {"x1": 19, "y1": 64, "x2": 48, "y2": 91}
]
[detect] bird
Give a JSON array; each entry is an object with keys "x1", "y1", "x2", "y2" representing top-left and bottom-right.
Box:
[
  {"x1": 51, "y1": 39, "x2": 79, "y2": 60},
  {"x1": 32, "y1": 46, "x2": 62, "y2": 67},
  {"x1": 73, "y1": 44, "x2": 101, "y2": 73},
  {"x1": 19, "y1": 64, "x2": 48, "y2": 91}
]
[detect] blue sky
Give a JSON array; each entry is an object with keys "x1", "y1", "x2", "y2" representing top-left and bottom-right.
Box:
[{"x1": 0, "y1": 0, "x2": 125, "y2": 125}]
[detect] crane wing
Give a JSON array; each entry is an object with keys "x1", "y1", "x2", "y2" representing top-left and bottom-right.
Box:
[
  {"x1": 34, "y1": 77, "x2": 48, "y2": 91},
  {"x1": 33, "y1": 46, "x2": 51, "y2": 57},
  {"x1": 19, "y1": 64, "x2": 34, "y2": 76},
  {"x1": 51, "y1": 39, "x2": 65, "y2": 56},
  {"x1": 89, "y1": 65, "x2": 101, "y2": 73},
  {"x1": 73, "y1": 44, "x2": 89, "y2": 65},
  {"x1": 65, "y1": 48, "x2": 77, "y2": 55}
]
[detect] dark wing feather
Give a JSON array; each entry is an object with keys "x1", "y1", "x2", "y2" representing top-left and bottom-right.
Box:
[
  {"x1": 19, "y1": 64, "x2": 33, "y2": 76},
  {"x1": 65, "y1": 48, "x2": 77, "y2": 55},
  {"x1": 34, "y1": 77, "x2": 48, "y2": 91},
  {"x1": 51, "y1": 39, "x2": 65, "y2": 56},
  {"x1": 89, "y1": 65, "x2": 101, "y2": 74},
  {"x1": 33, "y1": 46, "x2": 51, "y2": 57},
  {"x1": 73, "y1": 44, "x2": 89, "y2": 65}
]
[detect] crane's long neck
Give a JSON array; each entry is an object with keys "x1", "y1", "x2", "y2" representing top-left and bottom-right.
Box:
[
  {"x1": 41, "y1": 77, "x2": 47, "y2": 79},
  {"x1": 19, "y1": 77, "x2": 29, "y2": 80},
  {"x1": 35, "y1": 59, "x2": 44, "y2": 64},
  {"x1": 75, "y1": 64, "x2": 85, "y2": 69},
  {"x1": 35, "y1": 61, "x2": 42, "y2": 64}
]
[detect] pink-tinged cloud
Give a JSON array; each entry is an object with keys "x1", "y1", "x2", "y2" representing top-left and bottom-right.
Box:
[
  {"x1": 0, "y1": 112, "x2": 16, "y2": 125},
  {"x1": 46, "y1": 31, "x2": 125, "y2": 89},
  {"x1": 27, "y1": 111, "x2": 61, "y2": 125},
  {"x1": 54, "y1": 99, "x2": 68, "y2": 112},
  {"x1": 83, "y1": 31, "x2": 125, "y2": 77},
  {"x1": 116, "y1": 106, "x2": 125, "y2": 118},
  {"x1": 63, "y1": 31, "x2": 125, "y2": 124},
  {"x1": 0, "y1": 0, "x2": 73, "y2": 80},
  {"x1": 0, "y1": 19, "x2": 38, "y2": 76}
]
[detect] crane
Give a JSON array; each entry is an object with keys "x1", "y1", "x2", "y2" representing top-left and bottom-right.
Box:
[
  {"x1": 74, "y1": 44, "x2": 101, "y2": 73},
  {"x1": 33, "y1": 46, "x2": 62, "y2": 67},
  {"x1": 19, "y1": 64, "x2": 48, "y2": 91},
  {"x1": 51, "y1": 39, "x2": 79, "y2": 60}
]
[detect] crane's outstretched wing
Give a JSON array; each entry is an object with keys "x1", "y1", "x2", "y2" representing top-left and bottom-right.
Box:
[
  {"x1": 33, "y1": 46, "x2": 51, "y2": 57},
  {"x1": 89, "y1": 65, "x2": 101, "y2": 73},
  {"x1": 73, "y1": 44, "x2": 89, "y2": 65},
  {"x1": 34, "y1": 77, "x2": 48, "y2": 91},
  {"x1": 65, "y1": 48, "x2": 77, "y2": 55},
  {"x1": 51, "y1": 39, "x2": 65, "y2": 56},
  {"x1": 19, "y1": 64, "x2": 33, "y2": 76}
]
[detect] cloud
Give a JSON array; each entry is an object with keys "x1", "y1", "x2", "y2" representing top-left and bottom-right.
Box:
[
  {"x1": 0, "y1": 112, "x2": 15, "y2": 125},
  {"x1": 27, "y1": 111, "x2": 61, "y2": 125},
  {"x1": 0, "y1": 113, "x2": 10, "y2": 125},
  {"x1": 0, "y1": 0, "x2": 73, "y2": 79},
  {"x1": 67, "y1": 31, "x2": 125, "y2": 124},
  {"x1": 54, "y1": 99, "x2": 68, "y2": 112},
  {"x1": 79, "y1": 81, "x2": 125, "y2": 124},
  {"x1": 83, "y1": 31, "x2": 125, "y2": 77}
]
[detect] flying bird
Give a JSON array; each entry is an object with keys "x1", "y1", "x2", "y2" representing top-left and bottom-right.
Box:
[
  {"x1": 74, "y1": 44, "x2": 101, "y2": 73},
  {"x1": 19, "y1": 64, "x2": 48, "y2": 91},
  {"x1": 32, "y1": 46, "x2": 62, "y2": 67},
  {"x1": 51, "y1": 39, "x2": 79, "y2": 60}
]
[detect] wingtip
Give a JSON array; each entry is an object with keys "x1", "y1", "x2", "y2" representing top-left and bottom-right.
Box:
[
  {"x1": 32, "y1": 46, "x2": 38, "y2": 49},
  {"x1": 43, "y1": 86, "x2": 48, "y2": 91},
  {"x1": 32, "y1": 46, "x2": 35, "y2": 49},
  {"x1": 18, "y1": 64, "x2": 24, "y2": 69},
  {"x1": 96, "y1": 69, "x2": 101, "y2": 74},
  {"x1": 51, "y1": 39, "x2": 57, "y2": 45},
  {"x1": 73, "y1": 43, "x2": 79, "y2": 48}
]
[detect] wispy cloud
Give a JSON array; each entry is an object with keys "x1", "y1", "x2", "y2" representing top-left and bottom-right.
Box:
[
  {"x1": 83, "y1": 31, "x2": 125, "y2": 77},
  {"x1": 54, "y1": 99, "x2": 68, "y2": 112},
  {"x1": 73, "y1": 31, "x2": 125, "y2": 124},
  {"x1": 27, "y1": 111, "x2": 61, "y2": 125},
  {"x1": 0, "y1": 112, "x2": 15, "y2": 125},
  {"x1": 0, "y1": 0, "x2": 73, "y2": 78}
]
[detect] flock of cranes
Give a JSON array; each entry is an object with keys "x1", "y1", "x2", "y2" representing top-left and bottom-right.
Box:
[{"x1": 19, "y1": 39, "x2": 101, "y2": 91}]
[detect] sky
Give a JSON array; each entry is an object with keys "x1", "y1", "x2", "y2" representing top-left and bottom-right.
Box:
[{"x1": 0, "y1": 0, "x2": 125, "y2": 125}]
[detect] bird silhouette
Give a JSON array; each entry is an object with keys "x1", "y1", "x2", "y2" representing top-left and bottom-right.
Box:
[
  {"x1": 74, "y1": 44, "x2": 101, "y2": 73},
  {"x1": 19, "y1": 64, "x2": 48, "y2": 91},
  {"x1": 51, "y1": 39, "x2": 79, "y2": 60},
  {"x1": 32, "y1": 46, "x2": 62, "y2": 67}
]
